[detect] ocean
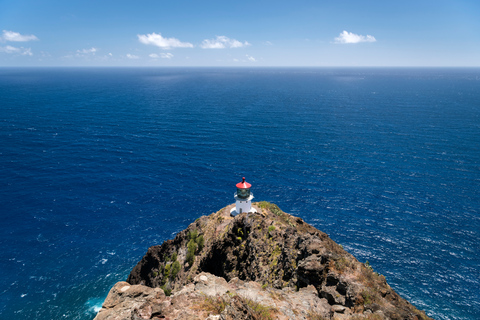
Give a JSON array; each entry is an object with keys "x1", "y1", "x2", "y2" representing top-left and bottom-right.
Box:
[{"x1": 0, "y1": 67, "x2": 479, "y2": 319}]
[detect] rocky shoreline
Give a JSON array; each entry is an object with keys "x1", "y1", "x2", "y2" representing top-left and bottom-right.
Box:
[{"x1": 94, "y1": 202, "x2": 432, "y2": 320}]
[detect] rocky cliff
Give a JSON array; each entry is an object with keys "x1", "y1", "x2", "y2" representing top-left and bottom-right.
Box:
[{"x1": 94, "y1": 202, "x2": 432, "y2": 320}]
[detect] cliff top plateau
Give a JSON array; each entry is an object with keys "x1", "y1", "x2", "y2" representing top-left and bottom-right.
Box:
[{"x1": 94, "y1": 202, "x2": 432, "y2": 320}]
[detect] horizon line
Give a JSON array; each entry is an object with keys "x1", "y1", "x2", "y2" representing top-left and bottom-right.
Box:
[{"x1": 1, "y1": 65, "x2": 480, "y2": 68}]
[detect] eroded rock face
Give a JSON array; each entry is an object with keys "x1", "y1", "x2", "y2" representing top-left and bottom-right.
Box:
[
  {"x1": 95, "y1": 272, "x2": 331, "y2": 320},
  {"x1": 97, "y1": 202, "x2": 432, "y2": 320}
]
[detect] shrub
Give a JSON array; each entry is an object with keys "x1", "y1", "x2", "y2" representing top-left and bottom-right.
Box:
[
  {"x1": 365, "y1": 260, "x2": 373, "y2": 271},
  {"x1": 196, "y1": 235, "x2": 204, "y2": 252},
  {"x1": 161, "y1": 285, "x2": 172, "y2": 296},
  {"x1": 171, "y1": 260, "x2": 181, "y2": 278},
  {"x1": 186, "y1": 239, "x2": 196, "y2": 266},
  {"x1": 171, "y1": 252, "x2": 178, "y2": 261},
  {"x1": 186, "y1": 229, "x2": 205, "y2": 266},
  {"x1": 189, "y1": 229, "x2": 198, "y2": 241},
  {"x1": 164, "y1": 263, "x2": 171, "y2": 278}
]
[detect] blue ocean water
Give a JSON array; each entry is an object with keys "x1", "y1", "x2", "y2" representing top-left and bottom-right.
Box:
[{"x1": 0, "y1": 67, "x2": 479, "y2": 320}]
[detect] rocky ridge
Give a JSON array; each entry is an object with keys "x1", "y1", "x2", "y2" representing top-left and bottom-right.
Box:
[{"x1": 95, "y1": 202, "x2": 432, "y2": 320}]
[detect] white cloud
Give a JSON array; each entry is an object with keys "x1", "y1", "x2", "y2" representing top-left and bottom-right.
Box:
[
  {"x1": 126, "y1": 53, "x2": 139, "y2": 59},
  {"x1": 22, "y1": 48, "x2": 33, "y2": 56},
  {"x1": 0, "y1": 45, "x2": 33, "y2": 55},
  {"x1": 77, "y1": 47, "x2": 97, "y2": 54},
  {"x1": 2, "y1": 30, "x2": 38, "y2": 42},
  {"x1": 201, "y1": 36, "x2": 250, "y2": 49},
  {"x1": 0, "y1": 45, "x2": 20, "y2": 53},
  {"x1": 138, "y1": 32, "x2": 193, "y2": 49},
  {"x1": 334, "y1": 30, "x2": 376, "y2": 44},
  {"x1": 149, "y1": 52, "x2": 174, "y2": 59},
  {"x1": 246, "y1": 54, "x2": 256, "y2": 62},
  {"x1": 264, "y1": 41, "x2": 273, "y2": 46}
]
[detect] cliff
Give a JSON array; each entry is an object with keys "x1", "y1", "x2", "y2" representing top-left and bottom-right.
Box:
[{"x1": 94, "y1": 202, "x2": 432, "y2": 320}]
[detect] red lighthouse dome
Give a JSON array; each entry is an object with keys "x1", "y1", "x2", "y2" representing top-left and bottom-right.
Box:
[
  {"x1": 236, "y1": 177, "x2": 251, "y2": 199},
  {"x1": 236, "y1": 177, "x2": 251, "y2": 189}
]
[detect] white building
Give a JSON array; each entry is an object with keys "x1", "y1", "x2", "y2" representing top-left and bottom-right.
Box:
[{"x1": 231, "y1": 177, "x2": 256, "y2": 216}]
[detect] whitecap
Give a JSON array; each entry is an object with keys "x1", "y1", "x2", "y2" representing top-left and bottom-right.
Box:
[{"x1": 85, "y1": 297, "x2": 105, "y2": 314}]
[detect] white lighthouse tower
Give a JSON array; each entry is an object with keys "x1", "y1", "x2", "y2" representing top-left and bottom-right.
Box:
[{"x1": 231, "y1": 177, "x2": 256, "y2": 216}]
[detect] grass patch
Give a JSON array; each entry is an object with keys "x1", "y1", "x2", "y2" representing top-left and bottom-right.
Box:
[
  {"x1": 334, "y1": 257, "x2": 351, "y2": 273},
  {"x1": 267, "y1": 225, "x2": 275, "y2": 238},
  {"x1": 236, "y1": 295, "x2": 277, "y2": 320},
  {"x1": 360, "y1": 289, "x2": 380, "y2": 306},
  {"x1": 306, "y1": 310, "x2": 326, "y2": 320},
  {"x1": 197, "y1": 293, "x2": 277, "y2": 319},
  {"x1": 198, "y1": 295, "x2": 229, "y2": 314}
]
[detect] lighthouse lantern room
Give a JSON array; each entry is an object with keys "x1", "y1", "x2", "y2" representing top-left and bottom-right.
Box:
[{"x1": 231, "y1": 177, "x2": 257, "y2": 216}]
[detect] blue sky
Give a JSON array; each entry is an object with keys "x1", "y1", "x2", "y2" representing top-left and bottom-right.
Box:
[{"x1": 1, "y1": 0, "x2": 479, "y2": 66}]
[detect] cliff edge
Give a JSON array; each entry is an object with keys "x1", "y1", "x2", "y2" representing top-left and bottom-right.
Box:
[{"x1": 94, "y1": 202, "x2": 432, "y2": 320}]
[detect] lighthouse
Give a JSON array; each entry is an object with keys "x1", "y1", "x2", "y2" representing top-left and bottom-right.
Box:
[{"x1": 231, "y1": 177, "x2": 257, "y2": 216}]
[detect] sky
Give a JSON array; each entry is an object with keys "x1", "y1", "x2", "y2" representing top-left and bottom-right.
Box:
[{"x1": 1, "y1": 0, "x2": 480, "y2": 67}]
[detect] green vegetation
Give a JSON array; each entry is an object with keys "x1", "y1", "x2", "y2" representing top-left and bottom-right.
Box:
[
  {"x1": 197, "y1": 293, "x2": 277, "y2": 319},
  {"x1": 171, "y1": 252, "x2": 177, "y2": 262},
  {"x1": 258, "y1": 202, "x2": 295, "y2": 227},
  {"x1": 198, "y1": 295, "x2": 229, "y2": 314},
  {"x1": 361, "y1": 290, "x2": 373, "y2": 305},
  {"x1": 186, "y1": 240, "x2": 196, "y2": 265},
  {"x1": 306, "y1": 311, "x2": 326, "y2": 320},
  {"x1": 171, "y1": 260, "x2": 181, "y2": 278},
  {"x1": 334, "y1": 257, "x2": 351, "y2": 273},
  {"x1": 186, "y1": 229, "x2": 204, "y2": 266},
  {"x1": 237, "y1": 227, "x2": 244, "y2": 237},
  {"x1": 189, "y1": 229, "x2": 198, "y2": 241},
  {"x1": 164, "y1": 263, "x2": 171, "y2": 278},
  {"x1": 272, "y1": 245, "x2": 281, "y2": 256},
  {"x1": 267, "y1": 225, "x2": 275, "y2": 238},
  {"x1": 161, "y1": 285, "x2": 172, "y2": 296},
  {"x1": 258, "y1": 201, "x2": 271, "y2": 209},
  {"x1": 365, "y1": 260, "x2": 373, "y2": 271},
  {"x1": 197, "y1": 235, "x2": 204, "y2": 251},
  {"x1": 239, "y1": 295, "x2": 277, "y2": 320}
]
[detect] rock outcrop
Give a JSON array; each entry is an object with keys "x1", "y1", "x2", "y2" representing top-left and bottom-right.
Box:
[{"x1": 95, "y1": 202, "x2": 432, "y2": 320}]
